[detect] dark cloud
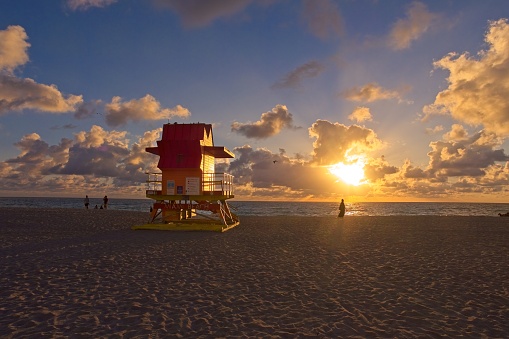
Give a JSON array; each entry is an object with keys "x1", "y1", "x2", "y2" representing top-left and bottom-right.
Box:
[
  {"x1": 58, "y1": 145, "x2": 128, "y2": 177},
  {"x1": 231, "y1": 105, "x2": 297, "y2": 139},
  {"x1": 302, "y1": 0, "x2": 344, "y2": 40},
  {"x1": 372, "y1": 129, "x2": 509, "y2": 199},
  {"x1": 272, "y1": 61, "x2": 325, "y2": 89},
  {"x1": 7, "y1": 134, "x2": 55, "y2": 165},
  {"x1": 400, "y1": 160, "x2": 430, "y2": 179},
  {"x1": 74, "y1": 100, "x2": 102, "y2": 120},
  {"x1": 6, "y1": 133, "x2": 73, "y2": 177},
  {"x1": 364, "y1": 158, "x2": 398, "y2": 181},
  {"x1": 427, "y1": 131, "x2": 508, "y2": 178},
  {"x1": 0, "y1": 126, "x2": 161, "y2": 196},
  {"x1": 66, "y1": 0, "x2": 118, "y2": 11},
  {"x1": 226, "y1": 144, "x2": 343, "y2": 199},
  {"x1": 388, "y1": 1, "x2": 439, "y2": 50},
  {"x1": 152, "y1": 0, "x2": 251, "y2": 27},
  {"x1": 50, "y1": 124, "x2": 77, "y2": 130}
]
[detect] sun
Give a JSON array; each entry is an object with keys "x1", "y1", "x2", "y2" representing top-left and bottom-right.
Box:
[{"x1": 328, "y1": 158, "x2": 366, "y2": 186}]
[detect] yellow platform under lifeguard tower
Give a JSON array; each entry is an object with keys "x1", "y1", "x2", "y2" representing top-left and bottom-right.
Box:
[{"x1": 132, "y1": 122, "x2": 239, "y2": 232}]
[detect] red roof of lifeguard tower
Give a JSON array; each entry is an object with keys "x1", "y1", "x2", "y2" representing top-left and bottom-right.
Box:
[{"x1": 146, "y1": 122, "x2": 234, "y2": 169}]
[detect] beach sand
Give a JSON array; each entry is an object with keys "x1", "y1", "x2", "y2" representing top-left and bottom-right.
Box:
[{"x1": 1, "y1": 207, "x2": 508, "y2": 338}]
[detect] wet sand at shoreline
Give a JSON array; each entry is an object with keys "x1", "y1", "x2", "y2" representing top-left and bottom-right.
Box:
[{"x1": 1, "y1": 208, "x2": 508, "y2": 337}]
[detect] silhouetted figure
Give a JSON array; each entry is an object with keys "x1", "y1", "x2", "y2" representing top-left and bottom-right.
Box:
[
  {"x1": 338, "y1": 199, "x2": 346, "y2": 217},
  {"x1": 84, "y1": 195, "x2": 90, "y2": 210},
  {"x1": 103, "y1": 195, "x2": 108, "y2": 209}
]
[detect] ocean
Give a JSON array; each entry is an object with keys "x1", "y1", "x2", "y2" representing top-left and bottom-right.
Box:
[{"x1": 0, "y1": 197, "x2": 508, "y2": 217}]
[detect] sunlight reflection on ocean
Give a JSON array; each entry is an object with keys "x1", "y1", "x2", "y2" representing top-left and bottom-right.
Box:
[{"x1": 0, "y1": 197, "x2": 508, "y2": 217}]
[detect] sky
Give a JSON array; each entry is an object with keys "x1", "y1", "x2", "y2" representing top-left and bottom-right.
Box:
[{"x1": 1, "y1": 0, "x2": 509, "y2": 202}]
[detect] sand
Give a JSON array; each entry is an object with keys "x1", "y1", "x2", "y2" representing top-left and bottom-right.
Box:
[{"x1": 1, "y1": 207, "x2": 508, "y2": 338}]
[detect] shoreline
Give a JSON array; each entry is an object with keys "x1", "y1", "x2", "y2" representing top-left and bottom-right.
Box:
[{"x1": 1, "y1": 208, "x2": 508, "y2": 337}]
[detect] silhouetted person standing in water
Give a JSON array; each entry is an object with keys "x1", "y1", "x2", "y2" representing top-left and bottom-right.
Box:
[
  {"x1": 103, "y1": 195, "x2": 108, "y2": 209},
  {"x1": 84, "y1": 195, "x2": 90, "y2": 210},
  {"x1": 338, "y1": 199, "x2": 345, "y2": 217}
]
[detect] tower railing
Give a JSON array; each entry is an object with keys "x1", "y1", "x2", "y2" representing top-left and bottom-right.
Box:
[
  {"x1": 145, "y1": 172, "x2": 234, "y2": 197},
  {"x1": 146, "y1": 172, "x2": 163, "y2": 195},
  {"x1": 202, "y1": 172, "x2": 234, "y2": 196}
]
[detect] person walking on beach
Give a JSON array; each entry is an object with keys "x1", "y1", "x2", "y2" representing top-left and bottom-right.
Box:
[
  {"x1": 84, "y1": 195, "x2": 90, "y2": 210},
  {"x1": 338, "y1": 198, "x2": 346, "y2": 217},
  {"x1": 103, "y1": 195, "x2": 108, "y2": 209}
]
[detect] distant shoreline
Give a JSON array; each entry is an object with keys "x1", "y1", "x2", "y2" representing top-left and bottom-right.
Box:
[
  {"x1": 1, "y1": 201, "x2": 509, "y2": 218},
  {"x1": 1, "y1": 196, "x2": 508, "y2": 203}
]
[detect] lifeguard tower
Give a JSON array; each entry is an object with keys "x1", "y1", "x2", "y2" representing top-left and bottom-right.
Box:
[{"x1": 132, "y1": 122, "x2": 240, "y2": 232}]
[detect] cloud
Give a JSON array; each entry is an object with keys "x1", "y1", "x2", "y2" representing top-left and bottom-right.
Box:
[
  {"x1": 443, "y1": 124, "x2": 468, "y2": 141},
  {"x1": 341, "y1": 82, "x2": 403, "y2": 103},
  {"x1": 478, "y1": 162, "x2": 509, "y2": 190},
  {"x1": 424, "y1": 18, "x2": 509, "y2": 137},
  {"x1": 372, "y1": 128, "x2": 509, "y2": 199},
  {"x1": 58, "y1": 126, "x2": 131, "y2": 176},
  {"x1": 74, "y1": 125, "x2": 129, "y2": 148},
  {"x1": 63, "y1": 126, "x2": 160, "y2": 182},
  {"x1": 231, "y1": 104, "x2": 297, "y2": 139},
  {"x1": 6, "y1": 133, "x2": 73, "y2": 177},
  {"x1": 225, "y1": 124, "x2": 393, "y2": 199},
  {"x1": 272, "y1": 61, "x2": 325, "y2": 89},
  {"x1": 427, "y1": 130, "x2": 509, "y2": 178},
  {"x1": 424, "y1": 125, "x2": 444, "y2": 135},
  {"x1": 363, "y1": 156, "x2": 398, "y2": 181},
  {"x1": 66, "y1": 0, "x2": 118, "y2": 11},
  {"x1": 104, "y1": 95, "x2": 190, "y2": 127},
  {"x1": 116, "y1": 128, "x2": 162, "y2": 184},
  {"x1": 0, "y1": 126, "x2": 161, "y2": 196},
  {"x1": 308, "y1": 119, "x2": 382, "y2": 166},
  {"x1": 348, "y1": 107, "x2": 373, "y2": 123},
  {"x1": 59, "y1": 145, "x2": 128, "y2": 177},
  {"x1": 0, "y1": 25, "x2": 83, "y2": 115},
  {"x1": 0, "y1": 75, "x2": 83, "y2": 115},
  {"x1": 376, "y1": 160, "x2": 509, "y2": 200},
  {"x1": 50, "y1": 124, "x2": 77, "y2": 130},
  {"x1": 74, "y1": 100, "x2": 102, "y2": 119},
  {"x1": 153, "y1": 0, "x2": 252, "y2": 27},
  {"x1": 302, "y1": 0, "x2": 343, "y2": 40},
  {"x1": 388, "y1": 1, "x2": 439, "y2": 50},
  {"x1": 2, "y1": 122, "x2": 507, "y2": 200},
  {"x1": 0, "y1": 25, "x2": 30, "y2": 73},
  {"x1": 226, "y1": 144, "x2": 362, "y2": 199}
]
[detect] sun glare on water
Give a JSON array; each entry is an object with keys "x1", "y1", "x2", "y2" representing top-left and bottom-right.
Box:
[{"x1": 328, "y1": 158, "x2": 366, "y2": 186}]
